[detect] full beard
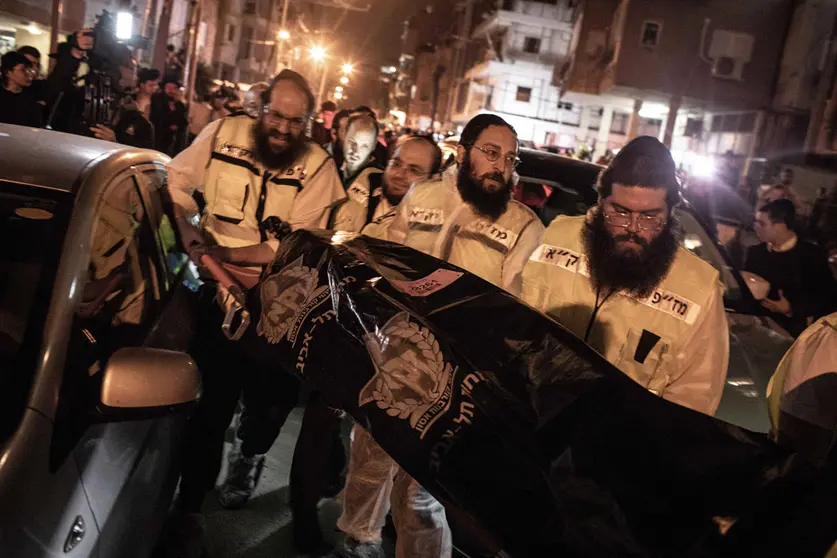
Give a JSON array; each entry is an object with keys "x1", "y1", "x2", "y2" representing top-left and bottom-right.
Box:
[
  {"x1": 456, "y1": 153, "x2": 512, "y2": 221},
  {"x1": 252, "y1": 121, "x2": 307, "y2": 170},
  {"x1": 582, "y1": 208, "x2": 681, "y2": 298}
]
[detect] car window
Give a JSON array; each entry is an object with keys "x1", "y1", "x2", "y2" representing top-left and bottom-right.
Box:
[
  {"x1": 66, "y1": 174, "x2": 164, "y2": 379},
  {"x1": 676, "y1": 209, "x2": 742, "y2": 302},
  {"x1": 139, "y1": 166, "x2": 191, "y2": 287},
  {"x1": 0, "y1": 184, "x2": 71, "y2": 444}
]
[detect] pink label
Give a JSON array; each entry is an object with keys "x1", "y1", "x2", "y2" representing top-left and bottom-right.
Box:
[{"x1": 391, "y1": 269, "x2": 464, "y2": 297}]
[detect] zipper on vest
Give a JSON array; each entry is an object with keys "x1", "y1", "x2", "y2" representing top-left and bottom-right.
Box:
[
  {"x1": 584, "y1": 287, "x2": 614, "y2": 343},
  {"x1": 256, "y1": 171, "x2": 270, "y2": 242}
]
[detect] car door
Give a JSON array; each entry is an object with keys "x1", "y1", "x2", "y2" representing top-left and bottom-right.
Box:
[
  {"x1": 54, "y1": 168, "x2": 183, "y2": 558},
  {"x1": 677, "y1": 209, "x2": 793, "y2": 433}
]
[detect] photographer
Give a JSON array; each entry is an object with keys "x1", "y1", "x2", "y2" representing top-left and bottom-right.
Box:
[
  {"x1": 90, "y1": 67, "x2": 159, "y2": 149},
  {"x1": 44, "y1": 29, "x2": 93, "y2": 134}
]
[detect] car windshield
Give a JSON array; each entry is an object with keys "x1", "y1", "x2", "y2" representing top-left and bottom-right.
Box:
[
  {"x1": 676, "y1": 209, "x2": 742, "y2": 302},
  {"x1": 0, "y1": 184, "x2": 70, "y2": 440}
]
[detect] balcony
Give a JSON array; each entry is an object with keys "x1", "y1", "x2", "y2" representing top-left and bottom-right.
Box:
[{"x1": 473, "y1": 0, "x2": 575, "y2": 37}]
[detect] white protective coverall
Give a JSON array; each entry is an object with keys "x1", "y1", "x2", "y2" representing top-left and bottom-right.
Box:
[
  {"x1": 337, "y1": 164, "x2": 544, "y2": 558},
  {"x1": 520, "y1": 214, "x2": 730, "y2": 416}
]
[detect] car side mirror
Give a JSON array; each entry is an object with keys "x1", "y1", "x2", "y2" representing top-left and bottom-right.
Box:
[{"x1": 96, "y1": 347, "x2": 201, "y2": 421}]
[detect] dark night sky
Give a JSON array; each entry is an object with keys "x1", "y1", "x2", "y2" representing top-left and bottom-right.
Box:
[{"x1": 296, "y1": 0, "x2": 431, "y2": 108}]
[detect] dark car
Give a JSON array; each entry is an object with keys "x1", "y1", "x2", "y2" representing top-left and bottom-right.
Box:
[
  {"x1": 514, "y1": 148, "x2": 793, "y2": 432},
  {"x1": 0, "y1": 125, "x2": 200, "y2": 557}
]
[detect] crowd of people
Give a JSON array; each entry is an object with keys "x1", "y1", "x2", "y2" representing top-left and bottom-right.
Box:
[{"x1": 3, "y1": 28, "x2": 837, "y2": 557}]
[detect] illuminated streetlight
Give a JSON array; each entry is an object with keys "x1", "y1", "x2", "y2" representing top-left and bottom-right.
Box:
[
  {"x1": 335, "y1": 85, "x2": 343, "y2": 92},
  {"x1": 334, "y1": 91, "x2": 344, "y2": 100},
  {"x1": 278, "y1": 29, "x2": 290, "y2": 40},
  {"x1": 309, "y1": 45, "x2": 327, "y2": 63},
  {"x1": 339, "y1": 76, "x2": 349, "y2": 85},
  {"x1": 341, "y1": 63, "x2": 354, "y2": 75}
]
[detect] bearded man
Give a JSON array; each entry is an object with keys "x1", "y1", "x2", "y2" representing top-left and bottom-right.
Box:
[
  {"x1": 163, "y1": 69, "x2": 344, "y2": 557},
  {"x1": 521, "y1": 135, "x2": 729, "y2": 416}
]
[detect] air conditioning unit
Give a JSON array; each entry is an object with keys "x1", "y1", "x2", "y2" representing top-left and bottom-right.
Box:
[{"x1": 708, "y1": 30, "x2": 753, "y2": 81}]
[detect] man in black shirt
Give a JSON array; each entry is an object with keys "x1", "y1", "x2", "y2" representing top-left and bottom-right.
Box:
[
  {"x1": 745, "y1": 199, "x2": 837, "y2": 336},
  {"x1": 0, "y1": 51, "x2": 41, "y2": 128}
]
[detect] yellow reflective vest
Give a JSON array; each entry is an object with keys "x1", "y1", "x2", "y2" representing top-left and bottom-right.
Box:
[
  {"x1": 385, "y1": 165, "x2": 544, "y2": 295},
  {"x1": 199, "y1": 115, "x2": 344, "y2": 249},
  {"x1": 328, "y1": 166, "x2": 392, "y2": 233},
  {"x1": 521, "y1": 215, "x2": 729, "y2": 415}
]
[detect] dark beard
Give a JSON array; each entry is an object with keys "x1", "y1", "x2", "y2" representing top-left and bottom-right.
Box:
[
  {"x1": 252, "y1": 120, "x2": 307, "y2": 170},
  {"x1": 456, "y1": 153, "x2": 512, "y2": 221},
  {"x1": 582, "y1": 209, "x2": 680, "y2": 298}
]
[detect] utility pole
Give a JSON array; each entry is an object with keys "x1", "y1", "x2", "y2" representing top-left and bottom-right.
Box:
[
  {"x1": 275, "y1": 0, "x2": 291, "y2": 74},
  {"x1": 445, "y1": 0, "x2": 475, "y2": 127},
  {"x1": 183, "y1": 0, "x2": 202, "y2": 107},
  {"x1": 805, "y1": 12, "x2": 837, "y2": 152},
  {"x1": 153, "y1": 0, "x2": 174, "y2": 73},
  {"x1": 49, "y1": 0, "x2": 62, "y2": 66},
  {"x1": 316, "y1": 61, "x2": 329, "y2": 112}
]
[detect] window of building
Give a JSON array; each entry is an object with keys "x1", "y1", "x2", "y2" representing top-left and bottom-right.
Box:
[
  {"x1": 610, "y1": 112, "x2": 629, "y2": 135},
  {"x1": 244, "y1": 0, "x2": 257, "y2": 14},
  {"x1": 516, "y1": 86, "x2": 532, "y2": 103},
  {"x1": 640, "y1": 21, "x2": 662, "y2": 48},
  {"x1": 226, "y1": 24, "x2": 236, "y2": 43},
  {"x1": 238, "y1": 26, "x2": 253, "y2": 60},
  {"x1": 588, "y1": 106, "x2": 604, "y2": 130},
  {"x1": 523, "y1": 37, "x2": 542, "y2": 54}
]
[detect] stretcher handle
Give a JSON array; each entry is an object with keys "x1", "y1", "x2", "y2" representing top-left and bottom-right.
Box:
[{"x1": 200, "y1": 254, "x2": 251, "y2": 341}]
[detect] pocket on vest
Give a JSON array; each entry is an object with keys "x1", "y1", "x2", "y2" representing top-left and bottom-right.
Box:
[
  {"x1": 615, "y1": 328, "x2": 670, "y2": 396},
  {"x1": 212, "y1": 171, "x2": 247, "y2": 223}
]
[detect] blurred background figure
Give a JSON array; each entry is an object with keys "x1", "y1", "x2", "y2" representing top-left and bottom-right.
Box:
[
  {"x1": 243, "y1": 82, "x2": 269, "y2": 119},
  {"x1": 0, "y1": 51, "x2": 41, "y2": 127},
  {"x1": 151, "y1": 78, "x2": 188, "y2": 157}
]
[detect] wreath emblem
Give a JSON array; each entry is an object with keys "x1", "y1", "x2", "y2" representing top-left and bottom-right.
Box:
[
  {"x1": 359, "y1": 312, "x2": 453, "y2": 430},
  {"x1": 257, "y1": 256, "x2": 323, "y2": 344}
]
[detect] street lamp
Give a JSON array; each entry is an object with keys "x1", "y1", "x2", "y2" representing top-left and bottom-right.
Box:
[
  {"x1": 339, "y1": 76, "x2": 349, "y2": 85},
  {"x1": 310, "y1": 45, "x2": 327, "y2": 63},
  {"x1": 278, "y1": 29, "x2": 290, "y2": 41},
  {"x1": 335, "y1": 85, "x2": 343, "y2": 93},
  {"x1": 341, "y1": 63, "x2": 354, "y2": 75},
  {"x1": 334, "y1": 91, "x2": 344, "y2": 100}
]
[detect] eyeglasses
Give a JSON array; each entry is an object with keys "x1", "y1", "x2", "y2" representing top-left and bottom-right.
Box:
[
  {"x1": 470, "y1": 144, "x2": 521, "y2": 170},
  {"x1": 262, "y1": 107, "x2": 309, "y2": 130},
  {"x1": 603, "y1": 205, "x2": 667, "y2": 231},
  {"x1": 387, "y1": 158, "x2": 429, "y2": 179}
]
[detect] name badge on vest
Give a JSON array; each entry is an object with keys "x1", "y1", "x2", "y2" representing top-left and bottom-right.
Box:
[
  {"x1": 638, "y1": 288, "x2": 702, "y2": 326},
  {"x1": 529, "y1": 244, "x2": 589, "y2": 276},
  {"x1": 408, "y1": 207, "x2": 444, "y2": 231},
  {"x1": 218, "y1": 141, "x2": 253, "y2": 160},
  {"x1": 463, "y1": 219, "x2": 519, "y2": 252}
]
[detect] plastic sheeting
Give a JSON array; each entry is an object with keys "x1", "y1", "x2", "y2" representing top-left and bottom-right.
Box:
[{"x1": 241, "y1": 230, "x2": 837, "y2": 558}]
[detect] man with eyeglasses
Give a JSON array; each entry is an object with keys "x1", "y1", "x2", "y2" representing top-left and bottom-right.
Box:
[
  {"x1": 521, "y1": 136, "x2": 729, "y2": 416},
  {"x1": 326, "y1": 114, "x2": 543, "y2": 558},
  {"x1": 162, "y1": 69, "x2": 345, "y2": 558},
  {"x1": 0, "y1": 51, "x2": 42, "y2": 127}
]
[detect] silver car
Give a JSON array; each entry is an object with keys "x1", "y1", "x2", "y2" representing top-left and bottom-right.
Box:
[{"x1": 0, "y1": 125, "x2": 201, "y2": 557}]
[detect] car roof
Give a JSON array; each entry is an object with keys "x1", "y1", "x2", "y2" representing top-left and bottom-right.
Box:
[
  {"x1": 517, "y1": 148, "x2": 602, "y2": 197},
  {"x1": 0, "y1": 124, "x2": 129, "y2": 193}
]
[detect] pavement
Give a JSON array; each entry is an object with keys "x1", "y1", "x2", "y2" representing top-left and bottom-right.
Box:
[{"x1": 199, "y1": 408, "x2": 396, "y2": 558}]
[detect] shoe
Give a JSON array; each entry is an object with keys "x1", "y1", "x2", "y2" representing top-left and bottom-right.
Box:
[
  {"x1": 326, "y1": 537, "x2": 385, "y2": 558},
  {"x1": 293, "y1": 511, "x2": 331, "y2": 556},
  {"x1": 217, "y1": 442, "x2": 265, "y2": 510},
  {"x1": 156, "y1": 511, "x2": 206, "y2": 558}
]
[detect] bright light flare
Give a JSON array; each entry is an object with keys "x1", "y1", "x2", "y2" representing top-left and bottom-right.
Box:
[
  {"x1": 309, "y1": 45, "x2": 327, "y2": 62},
  {"x1": 334, "y1": 91, "x2": 344, "y2": 100},
  {"x1": 341, "y1": 63, "x2": 354, "y2": 74},
  {"x1": 335, "y1": 85, "x2": 344, "y2": 92},
  {"x1": 339, "y1": 76, "x2": 349, "y2": 85},
  {"x1": 26, "y1": 23, "x2": 42, "y2": 35},
  {"x1": 116, "y1": 12, "x2": 133, "y2": 40},
  {"x1": 278, "y1": 29, "x2": 290, "y2": 40}
]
